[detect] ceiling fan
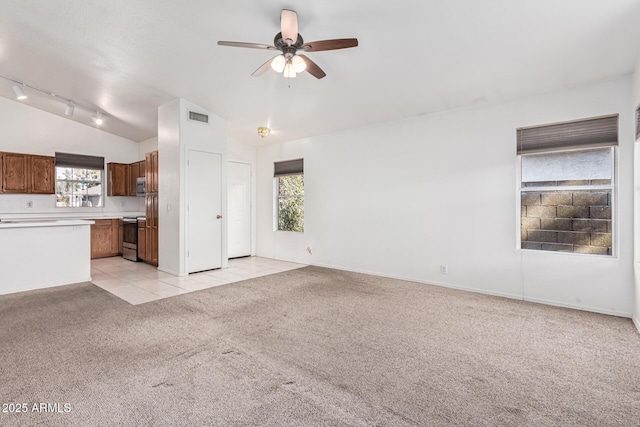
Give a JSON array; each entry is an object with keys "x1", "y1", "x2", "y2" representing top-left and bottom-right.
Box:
[{"x1": 217, "y1": 9, "x2": 358, "y2": 79}]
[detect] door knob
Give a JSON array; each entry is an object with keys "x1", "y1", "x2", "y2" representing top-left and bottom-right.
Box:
[{"x1": 216, "y1": 215, "x2": 222, "y2": 219}]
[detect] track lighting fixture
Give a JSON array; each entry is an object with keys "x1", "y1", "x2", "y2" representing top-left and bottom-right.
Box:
[
  {"x1": 1, "y1": 73, "x2": 109, "y2": 125},
  {"x1": 65, "y1": 102, "x2": 75, "y2": 117},
  {"x1": 13, "y1": 84, "x2": 27, "y2": 100}
]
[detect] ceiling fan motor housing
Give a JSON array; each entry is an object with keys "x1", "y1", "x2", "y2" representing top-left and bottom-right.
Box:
[{"x1": 274, "y1": 32, "x2": 304, "y2": 58}]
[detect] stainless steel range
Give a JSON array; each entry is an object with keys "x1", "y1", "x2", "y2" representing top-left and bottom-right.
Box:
[{"x1": 122, "y1": 217, "x2": 138, "y2": 262}]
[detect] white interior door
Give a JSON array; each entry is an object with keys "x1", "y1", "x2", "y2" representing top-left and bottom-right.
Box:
[
  {"x1": 187, "y1": 150, "x2": 222, "y2": 273},
  {"x1": 228, "y1": 161, "x2": 251, "y2": 258}
]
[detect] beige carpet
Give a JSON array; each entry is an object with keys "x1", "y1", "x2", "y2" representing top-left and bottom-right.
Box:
[{"x1": 1, "y1": 266, "x2": 639, "y2": 426}]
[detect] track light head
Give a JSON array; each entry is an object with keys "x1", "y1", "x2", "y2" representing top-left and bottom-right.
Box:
[
  {"x1": 65, "y1": 102, "x2": 75, "y2": 117},
  {"x1": 13, "y1": 85, "x2": 27, "y2": 100}
]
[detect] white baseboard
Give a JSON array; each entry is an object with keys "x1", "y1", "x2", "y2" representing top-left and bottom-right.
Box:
[
  {"x1": 524, "y1": 296, "x2": 631, "y2": 318},
  {"x1": 157, "y1": 267, "x2": 184, "y2": 277},
  {"x1": 287, "y1": 259, "x2": 633, "y2": 319}
]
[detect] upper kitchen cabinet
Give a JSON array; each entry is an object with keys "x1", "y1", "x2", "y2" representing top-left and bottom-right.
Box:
[
  {"x1": 1, "y1": 152, "x2": 29, "y2": 193},
  {"x1": 0, "y1": 152, "x2": 55, "y2": 194},
  {"x1": 128, "y1": 162, "x2": 140, "y2": 196},
  {"x1": 29, "y1": 155, "x2": 55, "y2": 194},
  {"x1": 145, "y1": 151, "x2": 158, "y2": 193},
  {"x1": 107, "y1": 162, "x2": 129, "y2": 196}
]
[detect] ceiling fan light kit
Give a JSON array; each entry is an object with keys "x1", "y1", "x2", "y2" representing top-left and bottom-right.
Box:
[{"x1": 218, "y1": 9, "x2": 358, "y2": 80}]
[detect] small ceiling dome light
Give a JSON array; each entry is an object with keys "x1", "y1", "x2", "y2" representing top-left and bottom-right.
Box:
[
  {"x1": 93, "y1": 112, "x2": 104, "y2": 125},
  {"x1": 13, "y1": 84, "x2": 27, "y2": 100},
  {"x1": 65, "y1": 102, "x2": 75, "y2": 117},
  {"x1": 257, "y1": 126, "x2": 271, "y2": 138},
  {"x1": 271, "y1": 55, "x2": 286, "y2": 73},
  {"x1": 291, "y1": 55, "x2": 306, "y2": 73}
]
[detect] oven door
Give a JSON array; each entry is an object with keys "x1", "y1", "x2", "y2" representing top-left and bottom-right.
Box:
[{"x1": 122, "y1": 220, "x2": 138, "y2": 261}]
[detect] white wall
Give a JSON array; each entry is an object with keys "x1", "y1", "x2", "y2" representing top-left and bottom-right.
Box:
[
  {"x1": 139, "y1": 136, "x2": 158, "y2": 159},
  {"x1": 158, "y1": 98, "x2": 229, "y2": 275},
  {"x1": 0, "y1": 97, "x2": 142, "y2": 217},
  {"x1": 257, "y1": 76, "x2": 634, "y2": 317},
  {"x1": 631, "y1": 55, "x2": 640, "y2": 332}
]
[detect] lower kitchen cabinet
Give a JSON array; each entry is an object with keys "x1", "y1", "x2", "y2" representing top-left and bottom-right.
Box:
[
  {"x1": 138, "y1": 220, "x2": 147, "y2": 261},
  {"x1": 90, "y1": 219, "x2": 121, "y2": 259}
]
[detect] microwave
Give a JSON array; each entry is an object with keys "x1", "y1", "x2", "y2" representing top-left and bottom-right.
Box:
[{"x1": 136, "y1": 177, "x2": 146, "y2": 196}]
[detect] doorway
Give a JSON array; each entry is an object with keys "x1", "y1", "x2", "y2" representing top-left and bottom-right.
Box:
[
  {"x1": 228, "y1": 161, "x2": 251, "y2": 258},
  {"x1": 187, "y1": 150, "x2": 222, "y2": 273}
]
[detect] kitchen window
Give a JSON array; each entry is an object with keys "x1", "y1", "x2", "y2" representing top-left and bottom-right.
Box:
[
  {"x1": 274, "y1": 159, "x2": 304, "y2": 232},
  {"x1": 517, "y1": 115, "x2": 618, "y2": 255},
  {"x1": 55, "y1": 152, "x2": 105, "y2": 207}
]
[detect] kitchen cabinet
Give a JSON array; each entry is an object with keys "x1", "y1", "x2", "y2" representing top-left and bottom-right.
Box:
[
  {"x1": 145, "y1": 150, "x2": 158, "y2": 193},
  {"x1": 29, "y1": 155, "x2": 55, "y2": 194},
  {"x1": 139, "y1": 160, "x2": 146, "y2": 179},
  {"x1": 90, "y1": 219, "x2": 120, "y2": 259},
  {"x1": 2, "y1": 152, "x2": 29, "y2": 193},
  {"x1": 0, "y1": 152, "x2": 55, "y2": 194},
  {"x1": 107, "y1": 162, "x2": 129, "y2": 196},
  {"x1": 118, "y1": 219, "x2": 123, "y2": 254},
  {"x1": 144, "y1": 150, "x2": 159, "y2": 266},
  {"x1": 145, "y1": 193, "x2": 158, "y2": 266},
  {"x1": 128, "y1": 162, "x2": 140, "y2": 196},
  {"x1": 138, "y1": 219, "x2": 147, "y2": 261}
]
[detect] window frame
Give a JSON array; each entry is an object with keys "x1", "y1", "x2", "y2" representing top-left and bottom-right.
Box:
[
  {"x1": 55, "y1": 166, "x2": 104, "y2": 208},
  {"x1": 517, "y1": 146, "x2": 617, "y2": 257},
  {"x1": 273, "y1": 172, "x2": 304, "y2": 233}
]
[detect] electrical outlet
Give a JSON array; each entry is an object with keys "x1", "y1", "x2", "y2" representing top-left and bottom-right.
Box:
[
  {"x1": 26, "y1": 201, "x2": 33, "y2": 208},
  {"x1": 306, "y1": 246, "x2": 312, "y2": 255},
  {"x1": 440, "y1": 265, "x2": 448, "y2": 274}
]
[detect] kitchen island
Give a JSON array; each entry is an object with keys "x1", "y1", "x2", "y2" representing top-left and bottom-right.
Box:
[{"x1": 0, "y1": 219, "x2": 94, "y2": 295}]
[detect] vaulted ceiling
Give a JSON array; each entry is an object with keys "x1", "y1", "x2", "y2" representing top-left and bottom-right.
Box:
[{"x1": 1, "y1": 1, "x2": 639, "y2": 145}]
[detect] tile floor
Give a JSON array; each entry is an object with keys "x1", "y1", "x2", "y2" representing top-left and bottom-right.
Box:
[{"x1": 91, "y1": 256, "x2": 306, "y2": 305}]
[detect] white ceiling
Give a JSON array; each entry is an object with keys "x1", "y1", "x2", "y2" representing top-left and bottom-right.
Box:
[{"x1": 1, "y1": 1, "x2": 639, "y2": 145}]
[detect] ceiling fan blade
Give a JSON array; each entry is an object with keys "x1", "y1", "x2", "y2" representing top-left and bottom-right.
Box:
[
  {"x1": 252, "y1": 56, "x2": 278, "y2": 77},
  {"x1": 281, "y1": 9, "x2": 298, "y2": 45},
  {"x1": 301, "y1": 38, "x2": 358, "y2": 52},
  {"x1": 217, "y1": 41, "x2": 277, "y2": 50},
  {"x1": 298, "y1": 55, "x2": 326, "y2": 79}
]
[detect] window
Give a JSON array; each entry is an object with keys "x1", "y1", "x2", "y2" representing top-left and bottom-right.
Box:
[
  {"x1": 518, "y1": 115, "x2": 618, "y2": 256},
  {"x1": 55, "y1": 152, "x2": 104, "y2": 207},
  {"x1": 274, "y1": 159, "x2": 304, "y2": 232}
]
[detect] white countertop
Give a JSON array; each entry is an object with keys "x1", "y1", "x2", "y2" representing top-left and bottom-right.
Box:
[{"x1": 0, "y1": 219, "x2": 95, "y2": 229}]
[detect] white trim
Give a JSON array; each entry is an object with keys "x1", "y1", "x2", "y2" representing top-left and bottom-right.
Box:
[
  {"x1": 265, "y1": 257, "x2": 633, "y2": 319},
  {"x1": 633, "y1": 315, "x2": 640, "y2": 334},
  {"x1": 157, "y1": 266, "x2": 186, "y2": 277},
  {"x1": 524, "y1": 296, "x2": 631, "y2": 318}
]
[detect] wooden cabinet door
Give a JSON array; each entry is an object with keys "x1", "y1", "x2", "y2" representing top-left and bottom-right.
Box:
[
  {"x1": 139, "y1": 160, "x2": 146, "y2": 178},
  {"x1": 29, "y1": 155, "x2": 55, "y2": 194},
  {"x1": 128, "y1": 162, "x2": 139, "y2": 196},
  {"x1": 108, "y1": 163, "x2": 129, "y2": 196},
  {"x1": 118, "y1": 220, "x2": 123, "y2": 255},
  {"x1": 91, "y1": 220, "x2": 113, "y2": 259},
  {"x1": 2, "y1": 152, "x2": 29, "y2": 193},
  {"x1": 144, "y1": 151, "x2": 158, "y2": 193},
  {"x1": 138, "y1": 220, "x2": 147, "y2": 261}
]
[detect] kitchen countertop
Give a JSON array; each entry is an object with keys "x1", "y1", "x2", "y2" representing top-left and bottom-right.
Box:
[{"x1": 0, "y1": 219, "x2": 95, "y2": 229}]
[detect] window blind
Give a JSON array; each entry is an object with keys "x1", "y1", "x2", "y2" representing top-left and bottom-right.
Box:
[
  {"x1": 274, "y1": 159, "x2": 303, "y2": 177},
  {"x1": 517, "y1": 114, "x2": 618, "y2": 155},
  {"x1": 55, "y1": 152, "x2": 104, "y2": 170}
]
